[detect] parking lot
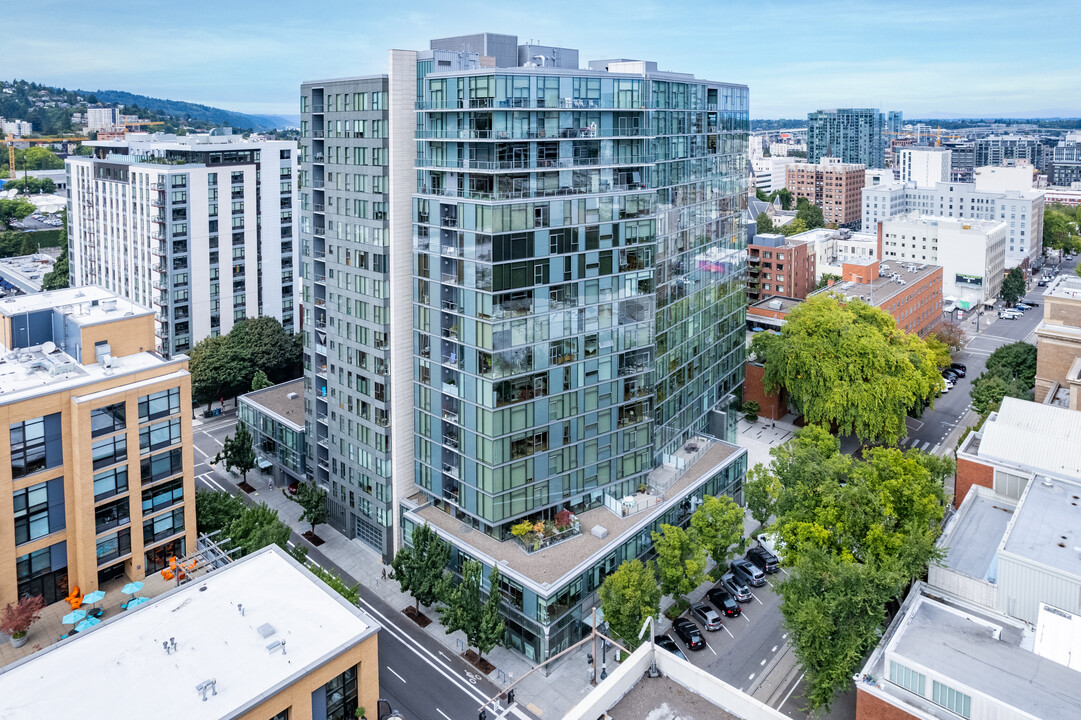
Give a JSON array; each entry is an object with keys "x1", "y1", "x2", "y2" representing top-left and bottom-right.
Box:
[{"x1": 656, "y1": 556, "x2": 857, "y2": 719}]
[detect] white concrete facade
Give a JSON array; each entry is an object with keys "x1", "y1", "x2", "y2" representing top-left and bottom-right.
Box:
[
  {"x1": 751, "y1": 155, "x2": 797, "y2": 193},
  {"x1": 86, "y1": 107, "x2": 120, "y2": 131},
  {"x1": 66, "y1": 133, "x2": 298, "y2": 357},
  {"x1": 880, "y1": 214, "x2": 1006, "y2": 308},
  {"x1": 788, "y1": 227, "x2": 878, "y2": 281},
  {"x1": 898, "y1": 147, "x2": 951, "y2": 189},
  {"x1": 862, "y1": 175, "x2": 1044, "y2": 267}
]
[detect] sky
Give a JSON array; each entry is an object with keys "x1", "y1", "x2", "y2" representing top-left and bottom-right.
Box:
[{"x1": 3, "y1": 0, "x2": 1078, "y2": 119}]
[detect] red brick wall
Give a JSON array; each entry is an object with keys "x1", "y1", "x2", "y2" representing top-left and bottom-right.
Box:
[
  {"x1": 744, "y1": 363, "x2": 786, "y2": 420},
  {"x1": 955, "y1": 456, "x2": 994, "y2": 508},
  {"x1": 856, "y1": 688, "x2": 920, "y2": 720}
]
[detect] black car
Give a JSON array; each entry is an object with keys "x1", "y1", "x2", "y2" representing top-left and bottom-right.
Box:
[
  {"x1": 942, "y1": 369, "x2": 959, "y2": 382},
  {"x1": 706, "y1": 586, "x2": 742, "y2": 617},
  {"x1": 746, "y1": 545, "x2": 780, "y2": 574},
  {"x1": 672, "y1": 618, "x2": 705, "y2": 650},
  {"x1": 950, "y1": 363, "x2": 967, "y2": 377},
  {"x1": 654, "y1": 634, "x2": 688, "y2": 660},
  {"x1": 690, "y1": 602, "x2": 723, "y2": 631},
  {"x1": 1038, "y1": 280, "x2": 1048, "y2": 287}
]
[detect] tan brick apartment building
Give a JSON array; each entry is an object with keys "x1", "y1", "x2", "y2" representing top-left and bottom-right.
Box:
[
  {"x1": 1034, "y1": 275, "x2": 1081, "y2": 403},
  {"x1": 0, "y1": 287, "x2": 195, "y2": 609},
  {"x1": 747, "y1": 233, "x2": 817, "y2": 303},
  {"x1": 786, "y1": 157, "x2": 866, "y2": 228}
]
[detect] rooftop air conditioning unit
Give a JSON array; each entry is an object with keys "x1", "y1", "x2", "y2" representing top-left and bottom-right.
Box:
[{"x1": 768, "y1": 299, "x2": 784, "y2": 310}]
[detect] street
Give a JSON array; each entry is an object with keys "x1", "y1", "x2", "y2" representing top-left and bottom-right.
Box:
[
  {"x1": 191, "y1": 413, "x2": 523, "y2": 720},
  {"x1": 901, "y1": 255, "x2": 1077, "y2": 457}
]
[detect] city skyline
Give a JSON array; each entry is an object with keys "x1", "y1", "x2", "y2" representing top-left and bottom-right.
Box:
[{"x1": 3, "y1": 0, "x2": 1077, "y2": 119}]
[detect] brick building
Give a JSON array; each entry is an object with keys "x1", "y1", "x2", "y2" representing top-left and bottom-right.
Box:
[
  {"x1": 747, "y1": 233, "x2": 817, "y2": 303},
  {"x1": 785, "y1": 157, "x2": 866, "y2": 228}
]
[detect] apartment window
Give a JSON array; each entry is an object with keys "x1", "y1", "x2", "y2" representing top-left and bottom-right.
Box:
[
  {"x1": 932, "y1": 681, "x2": 971, "y2": 718},
  {"x1": 142, "y1": 478, "x2": 184, "y2": 514},
  {"x1": 94, "y1": 497, "x2": 131, "y2": 534},
  {"x1": 94, "y1": 467, "x2": 129, "y2": 502},
  {"x1": 14, "y1": 479, "x2": 60, "y2": 545},
  {"x1": 144, "y1": 507, "x2": 185, "y2": 543},
  {"x1": 141, "y1": 448, "x2": 184, "y2": 484},
  {"x1": 889, "y1": 661, "x2": 926, "y2": 696},
  {"x1": 92, "y1": 435, "x2": 128, "y2": 470},
  {"x1": 171, "y1": 175, "x2": 187, "y2": 188},
  {"x1": 139, "y1": 388, "x2": 181, "y2": 422},
  {"x1": 140, "y1": 418, "x2": 182, "y2": 453},
  {"x1": 322, "y1": 665, "x2": 359, "y2": 719},
  {"x1": 96, "y1": 528, "x2": 132, "y2": 564},
  {"x1": 10, "y1": 415, "x2": 61, "y2": 478},
  {"x1": 17, "y1": 545, "x2": 67, "y2": 605},
  {"x1": 91, "y1": 403, "x2": 127, "y2": 437}
]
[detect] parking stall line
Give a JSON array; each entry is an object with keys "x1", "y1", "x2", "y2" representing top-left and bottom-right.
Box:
[
  {"x1": 722, "y1": 625, "x2": 734, "y2": 639},
  {"x1": 751, "y1": 592, "x2": 764, "y2": 605},
  {"x1": 705, "y1": 640, "x2": 717, "y2": 656}
]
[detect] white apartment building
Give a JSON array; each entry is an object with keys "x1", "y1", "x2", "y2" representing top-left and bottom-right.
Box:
[
  {"x1": 66, "y1": 132, "x2": 298, "y2": 357},
  {"x1": 973, "y1": 163, "x2": 1035, "y2": 192},
  {"x1": 898, "y1": 147, "x2": 951, "y2": 188},
  {"x1": 86, "y1": 107, "x2": 121, "y2": 131},
  {"x1": 1, "y1": 119, "x2": 32, "y2": 137},
  {"x1": 880, "y1": 214, "x2": 1006, "y2": 309},
  {"x1": 751, "y1": 155, "x2": 797, "y2": 193},
  {"x1": 864, "y1": 168, "x2": 895, "y2": 186},
  {"x1": 788, "y1": 227, "x2": 879, "y2": 281},
  {"x1": 862, "y1": 174, "x2": 1044, "y2": 267}
]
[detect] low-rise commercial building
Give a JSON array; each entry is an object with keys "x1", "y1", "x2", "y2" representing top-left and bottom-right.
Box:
[
  {"x1": 0, "y1": 286, "x2": 194, "y2": 609},
  {"x1": 238, "y1": 378, "x2": 306, "y2": 488},
  {"x1": 880, "y1": 214, "x2": 1006, "y2": 310},
  {"x1": 747, "y1": 233, "x2": 816, "y2": 303},
  {"x1": 0, "y1": 253, "x2": 57, "y2": 294},
  {"x1": 1034, "y1": 274, "x2": 1081, "y2": 404},
  {"x1": 787, "y1": 227, "x2": 879, "y2": 281},
  {"x1": 0, "y1": 545, "x2": 381, "y2": 720},
  {"x1": 785, "y1": 157, "x2": 866, "y2": 228}
]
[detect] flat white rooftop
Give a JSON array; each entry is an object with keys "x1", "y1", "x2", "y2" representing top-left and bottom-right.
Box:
[
  {"x1": 883, "y1": 213, "x2": 1006, "y2": 233},
  {"x1": 0, "y1": 547, "x2": 377, "y2": 720},
  {"x1": 1003, "y1": 475, "x2": 1081, "y2": 579},
  {"x1": 976, "y1": 397, "x2": 1081, "y2": 478},
  {"x1": 0, "y1": 285, "x2": 153, "y2": 326}
]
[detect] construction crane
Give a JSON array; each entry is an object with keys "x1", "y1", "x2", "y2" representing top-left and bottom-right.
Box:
[
  {"x1": 123, "y1": 121, "x2": 164, "y2": 132},
  {"x1": 6, "y1": 135, "x2": 90, "y2": 174}
]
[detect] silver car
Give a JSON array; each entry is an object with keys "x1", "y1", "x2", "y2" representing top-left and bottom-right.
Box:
[
  {"x1": 721, "y1": 572, "x2": 752, "y2": 602},
  {"x1": 690, "y1": 602, "x2": 722, "y2": 631}
]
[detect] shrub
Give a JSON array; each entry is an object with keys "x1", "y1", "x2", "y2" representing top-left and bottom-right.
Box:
[
  {"x1": 555, "y1": 509, "x2": 573, "y2": 530},
  {"x1": 1, "y1": 595, "x2": 45, "y2": 639},
  {"x1": 511, "y1": 520, "x2": 534, "y2": 538}
]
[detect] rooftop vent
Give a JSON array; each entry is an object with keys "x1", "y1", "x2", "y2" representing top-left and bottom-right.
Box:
[
  {"x1": 257, "y1": 623, "x2": 276, "y2": 639},
  {"x1": 591, "y1": 525, "x2": 608, "y2": 539},
  {"x1": 286, "y1": 392, "x2": 298, "y2": 400}
]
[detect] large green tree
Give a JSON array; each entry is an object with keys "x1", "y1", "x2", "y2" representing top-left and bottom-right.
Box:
[
  {"x1": 970, "y1": 373, "x2": 1027, "y2": 416},
  {"x1": 0, "y1": 198, "x2": 35, "y2": 229},
  {"x1": 779, "y1": 548, "x2": 905, "y2": 711},
  {"x1": 40, "y1": 210, "x2": 68, "y2": 290},
  {"x1": 1000, "y1": 267, "x2": 1026, "y2": 306},
  {"x1": 214, "y1": 423, "x2": 257, "y2": 485},
  {"x1": 751, "y1": 294, "x2": 943, "y2": 445},
  {"x1": 21, "y1": 147, "x2": 65, "y2": 170},
  {"x1": 228, "y1": 316, "x2": 303, "y2": 383},
  {"x1": 439, "y1": 559, "x2": 505, "y2": 663},
  {"x1": 651, "y1": 524, "x2": 708, "y2": 599},
  {"x1": 984, "y1": 341, "x2": 1037, "y2": 388},
  {"x1": 756, "y1": 212, "x2": 775, "y2": 235},
  {"x1": 194, "y1": 489, "x2": 246, "y2": 534},
  {"x1": 689, "y1": 495, "x2": 745, "y2": 567},
  {"x1": 598, "y1": 559, "x2": 661, "y2": 650},
  {"x1": 795, "y1": 197, "x2": 825, "y2": 229},
  {"x1": 297, "y1": 481, "x2": 329, "y2": 534},
  {"x1": 227, "y1": 503, "x2": 291, "y2": 556},
  {"x1": 769, "y1": 188, "x2": 794, "y2": 210},
  {"x1": 190, "y1": 335, "x2": 249, "y2": 404},
  {"x1": 391, "y1": 523, "x2": 450, "y2": 612}
]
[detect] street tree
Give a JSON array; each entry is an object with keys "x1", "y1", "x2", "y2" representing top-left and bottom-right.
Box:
[
  {"x1": 477, "y1": 565, "x2": 507, "y2": 662},
  {"x1": 0, "y1": 198, "x2": 35, "y2": 228},
  {"x1": 214, "y1": 423, "x2": 257, "y2": 486},
  {"x1": 984, "y1": 341, "x2": 1037, "y2": 389},
  {"x1": 1001, "y1": 267, "x2": 1026, "y2": 307},
  {"x1": 795, "y1": 197, "x2": 825, "y2": 229},
  {"x1": 439, "y1": 559, "x2": 505, "y2": 663},
  {"x1": 297, "y1": 481, "x2": 329, "y2": 534},
  {"x1": 689, "y1": 495, "x2": 745, "y2": 567},
  {"x1": 598, "y1": 559, "x2": 661, "y2": 650},
  {"x1": 190, "y1": 335, "x2": 248, "y2": 404},
  {"x1": 779, "y1": 547, "x2": 904, "y2": 712},
  {"x1": 929, "y1": 323, "x2": 965, "y2": 356},
  {"x1": 651, "y1": 524, "x2": 708, "y2": 599},
  {"x1": 228, "y1": 503, "x2": 291, "y2": 556},
  {"x1": 194, "y1": 489, "x2": 246, "y2": 534},
  {"x1": 751, "y1": 294, "x2": 943, "y2": 445},
  {"x1": 229, "y1": 316, "x2": 302, "y2": 384},
  {"x1": 970, "y1": 372, "x2": 1028, "y2": 416},
  {"x1": 391, "y1": 523, "x2": 450, "y2": 612},
  {"x1": 251, "y1": 369, "x2": 273, "y2": 391},
  {"x1": 743, "y1": 463, "x2": 780, "y2": 527}
]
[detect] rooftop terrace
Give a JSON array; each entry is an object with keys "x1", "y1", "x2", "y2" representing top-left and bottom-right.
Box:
[
  {"x1": 241, "y1": 378, "x2": 305, "y2": 429},
  {"x1": 0, "y1": 285, "x2": 152, "y2": 326}
]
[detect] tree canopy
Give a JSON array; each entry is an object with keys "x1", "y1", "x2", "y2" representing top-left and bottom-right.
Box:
[
  {"x1": 751, "y1": 294, "x2": 945, "y2": 445},
  {"x1": 214, "y1": 423, "x2": 256, "y2": 484},
  {"x1": 0, "y1": 198, "x2": 35, "y2": 229},
  {"x1": 2, "y1": 177, "x2": 56, "y2": 195},
  {"x1": 227, "y1": 502, "x2": 291, "y2": 556},
  {"x1": 795, "y1": 197, "x2": 825, "y2": 229},
  {"x1": 439, "y1": 560, "x2": 505, "y2": 662},
  {"x1": 297, "y1": 481, "x2": 329, "y2": 534},
  {"x1": 689, "y1": 494, "x2": 744, "y2": 567},
  {"x1": 756, "y1": 212, "x2": 774, "y2": 235},
  {"x1": 745, "y1": 426, "x2": 952, "y2": 710},
  {"x1": 599, "y1": 559, "x2": 661, "y2": 649},
  {"x1": 1000, "y1": 267, "x2": 1026, "y2": 307},
  {"x1": 1043, "y1": 206, "x2": 1080, "y2": 253},
  {"x1": 651, "y1": 523, "x2": 709, "y2": 599},
  {"x1": 40, "y1": 211, "x2": 69, "y2": 290},
  {"x1": 190, "y1": 316, "x2": 301, "y2": 403},
  {"x1": 391, "y1": 523, "x2": 450, "y2": 611},
  {"x1": 969, "y1": 341, "x2": 1037, "y2": 415}
]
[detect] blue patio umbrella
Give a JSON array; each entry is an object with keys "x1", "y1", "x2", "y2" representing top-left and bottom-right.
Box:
[
  {"x1": 125, "y1": 597, "x2": 149, "y2": 610},
  {"x1": 61, "y1": 610, "x2": 87, "y2": 625},
  {"x1": 121, "y1": 581, "x2": 144, "y2": 596},
  {"x1": 82, "y1": 589, "x2": 106, "y2": 618},
  {"x1": 74, "y1": 616, "x2": 100, "y2": 633}
]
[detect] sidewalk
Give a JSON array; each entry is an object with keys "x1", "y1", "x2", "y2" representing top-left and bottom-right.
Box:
[{"x1": 212, "y1": 462, "x2": 598, "y2": 718}]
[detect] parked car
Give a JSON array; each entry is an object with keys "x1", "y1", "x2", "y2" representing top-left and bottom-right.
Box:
[
  {"x1": 942, "y1": 378, "x2": 954, "y2": 392},
  {"x1": 690, "y1": 602, "x2": 723, "y2": 631},
  {"x1": 998, "y1": 310, "x2": 1019, "y2": 319},
  {"x1": 755, "y1": 532, "x2": 786, "y2": 563},
  {"x1": 1038, "y1": 280, "x2": 1048, "y2": 287},
  {"x1": 1020, "y1": 301, "x2": 1039, "y2": 308},
  {"x1": 950, "y1": 363, "x2": 967, "y2": 377},
  {"x1": 721, "y1": 572, "x2": 753, "y2": 602},
  {"x1": 1013, "y1": 305, "x2": 1028, "y2": 313},
  {"x1": 730, "y1": 558, "x2": 766, "y2": 587},
  {"x1": 654, "y1": 634, "x2": 688, "y2": 660},
  {"x1": 746, "y1": 545, "x2": 780, "y2": 574},
  {"x1": 942, "y1": 369, "x2": 959, "y2": 383},
  {"x1": 706, "y1": 586, "x2": 742, "y2": 617},
  {"x1": 672, "y1": 618, "x2": 705, "y2": 650}
]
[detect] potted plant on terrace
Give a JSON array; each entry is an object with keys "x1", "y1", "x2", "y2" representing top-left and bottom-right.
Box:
[{"x1": 1, "y1": 595, "x2": 46, "y2": 648}]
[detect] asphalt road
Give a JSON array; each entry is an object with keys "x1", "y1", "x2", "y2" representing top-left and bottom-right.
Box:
[
  {"x1": 901, "y1": 255, "x2": 1078, "y2": 457},
  {"x1": 190, "y1": 412, "x2": 523, "y2": 720}
]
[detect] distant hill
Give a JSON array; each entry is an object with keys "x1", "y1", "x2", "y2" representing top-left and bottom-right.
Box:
[{"x1": 79, "y1": 89, "x2": 293, "y2": 131}]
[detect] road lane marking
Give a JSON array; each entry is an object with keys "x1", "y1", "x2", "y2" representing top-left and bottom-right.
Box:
[
  {"x1": 772, "y1": 645, "x2": 778, "y2": 652},
  {"x1": 437, "y1": 710, "x2": 453, "y2": 720},
  {"x1": 193, "y1": 445, "x2": 209, "y2": 459},
  {"x1": 920, "y1": 441, "x2": 931, "y2": 451},
  {"x1": 760, "y1": 658, "x2": 767, "y2": 666},
  {"x1": 388, "y1": 666, "x2": 407, "y2": 683},
  {"x1": 723, "y1": 625, "x2": 734, "y2": 638},
  {"x1": 749, "y1": 673, "x2": 755, "y2": 681},
  {"x1": 777, "y1": 672, "x2": 806, "y2": 709},
  {"x1": 706, "y1": 640, "x2": 717, "y2": 655},
  {"x1": 932, "y1": 444, "x2": 940, "y2": 454}
]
